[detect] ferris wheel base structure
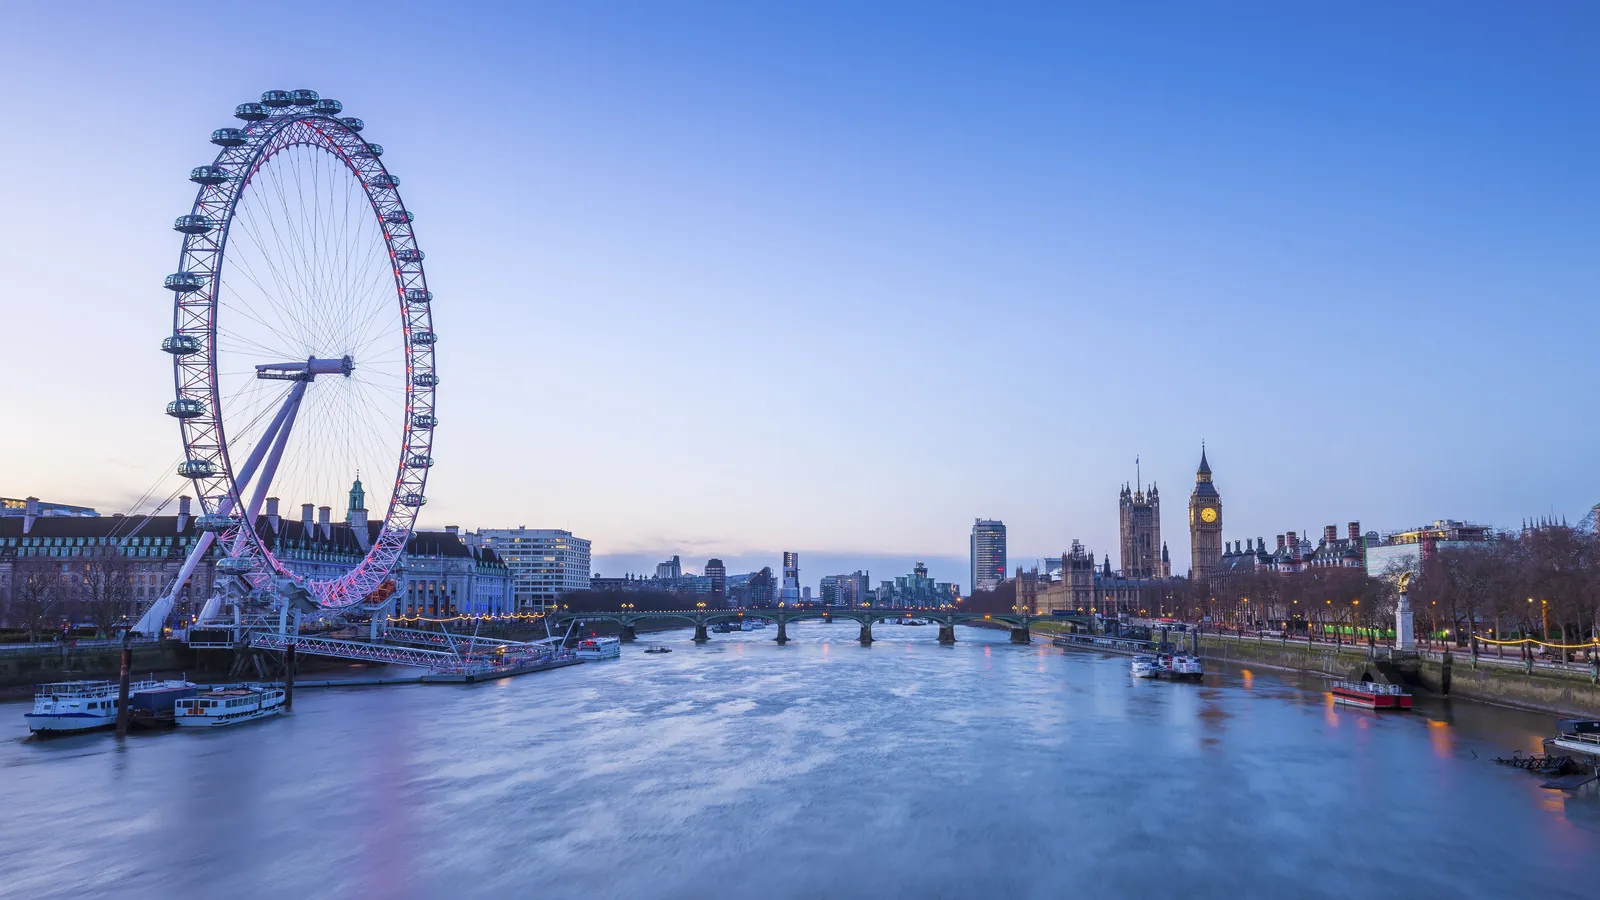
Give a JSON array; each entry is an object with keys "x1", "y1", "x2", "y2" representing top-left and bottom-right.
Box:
[{"x1": 132, "y1": 88, "x2": 438, "y2": 637}]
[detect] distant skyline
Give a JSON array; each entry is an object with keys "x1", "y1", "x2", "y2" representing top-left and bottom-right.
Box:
[{"x1": 3, "y1": 3, "x2": 1598, "y2": 587}]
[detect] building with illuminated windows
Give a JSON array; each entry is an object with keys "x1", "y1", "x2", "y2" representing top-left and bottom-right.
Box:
[
  {"x1": 970, "y1": 519, "x2": 1007, "y2": 592},
  {"x1": 474, "y1": 527, "x2": 592, "y2": 609}
]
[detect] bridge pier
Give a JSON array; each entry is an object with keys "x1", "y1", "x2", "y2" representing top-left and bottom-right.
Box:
[
  {"x1": 1010, "y1": 625, "x2": 1031, "y2": 644},
  {"x1": 621, "y1": 624, "x2": 637, "y2": 643},
  {"x1": 775, "y1": 618, "x2": 789, "y2": 645},
  {"x1": 858, "y1": 621, "x2": 874, "y2": 645},
  {"x1": 693, "y1": 622, "x2": 709, "y2": 643},
  {"x1": 938, "y1": 623, "x2": 956, "y2": 645}
]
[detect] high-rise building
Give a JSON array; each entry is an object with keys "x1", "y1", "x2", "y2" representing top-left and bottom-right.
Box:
[
  {"x1": 1187, "y1": 446, "x2": 1223, "y2": 582},
  {"x1": 705, "y1": 558, "x2": 727, "y2": 597},
  {"x1": 1118, "y1": 484, "x2": 1167, "y2": 579},
  {"x1": 780, "y1": 551, "x2": 801, "y2": 604},
  {"x1": 655, "y1": 555, "x2": 682, "y2": 581},
  {"x1": 474, "y1": 527, "x2": 592, "y2": 609},
  {"x1": 970, "y1": 519, "x2": 1007, "y2": 592}
]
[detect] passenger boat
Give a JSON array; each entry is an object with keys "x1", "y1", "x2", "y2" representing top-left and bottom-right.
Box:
[
  {"x1": 174, "y1": 685, "x2": 286, "y2": 727},
  {"x1": 25, "y1": 679, "x2": 195, "y2": 735},
  {"x1": 643, "y1": 645, "x2": 672, "y2": 654},
  {"x1": 745, "y1": 620, "x2": 767, "y2": 630},
  {"x1": 1131, "y1": 657, "x2": 1160, "y2": 678},
  {"x1": 1167, "y1": 655, "x2": 1204, "y2": 680},
  {"x1": 129, "y1": 680, "x2": 199, "y2": 729},
  {"x1": 712, "y1": 622, "x2": 743, "y2": 633},
  {"x1": 1544, "y1": 719, "x2": 1600, "y2": 764},
  {"x1": 1330, "y1": 681, "x2": 1412, "y2": 710},
  {"x1": 575, "y1": 636, "x2": 622, "y2": 660}
]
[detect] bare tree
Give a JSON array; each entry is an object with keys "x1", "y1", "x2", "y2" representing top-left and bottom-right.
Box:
[
  {"x1": 8, "y1": 558, "x2": 65, "y2": 642},
  {"x1": 74, "y1": 546, "x2": 137, "y2": 637}
]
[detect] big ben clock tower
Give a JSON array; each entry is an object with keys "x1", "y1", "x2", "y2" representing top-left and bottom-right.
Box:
[{"x1": 1188, "y1": 445, "x2": 1223, "y2": 583}]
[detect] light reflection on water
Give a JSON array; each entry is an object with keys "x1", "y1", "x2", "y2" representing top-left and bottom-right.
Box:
[{"x1": 0, "y1": 622, "x2": 1597, "y2": 900}]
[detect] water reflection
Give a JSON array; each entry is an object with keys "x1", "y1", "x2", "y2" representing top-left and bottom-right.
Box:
[{"x1": 0, "y1": 622, "x2": 1596, "y2": 900}]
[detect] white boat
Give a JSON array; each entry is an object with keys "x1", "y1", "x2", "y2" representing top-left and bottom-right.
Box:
[
  {"x1": 745, "y1": 620, "x2": 767, "y2": 630},
  {"x1": 575, "y1": 637, "x2": 622, "y2": 660},
  {"x1": 25, "y1": 679, "x2": 194, "y2": 735},
  {"x1": 174, "y1": 685, "x2": 285, "y2": 728},
  {"x1": 1131, "y1": 657, "x2": 1160, "y2": 678},
  {"x1": 1168, "y1": 655, "x2": 1204, "y2": 679}
]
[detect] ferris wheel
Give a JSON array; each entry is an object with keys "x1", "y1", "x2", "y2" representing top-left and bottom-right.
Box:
[{"x1": 139, "y1": 89, "x2": 436, "y2": 631}]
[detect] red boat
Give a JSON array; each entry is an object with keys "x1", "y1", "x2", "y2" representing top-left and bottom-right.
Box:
[{"x1": 1330, "y1": 681, "x2": 1412, "y2": 710}]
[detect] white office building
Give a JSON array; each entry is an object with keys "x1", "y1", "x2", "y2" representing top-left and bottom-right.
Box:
[{"x1": 474, "y1": 527, "x2": 592, "y2": 610}]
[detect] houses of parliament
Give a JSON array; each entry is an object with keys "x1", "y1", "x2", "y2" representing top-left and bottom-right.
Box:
[{"x1": 1016, "y1": 448, "x2": 1223, "y2": 617}]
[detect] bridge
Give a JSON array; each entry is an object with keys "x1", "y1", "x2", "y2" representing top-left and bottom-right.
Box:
[{"x1": 550, "y1": 607, "x2": 1093, "y2": 645}]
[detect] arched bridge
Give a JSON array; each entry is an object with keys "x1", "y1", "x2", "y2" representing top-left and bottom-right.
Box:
[{"x1": 549, "y1": 607, "x2": 1064, "y2": 645}]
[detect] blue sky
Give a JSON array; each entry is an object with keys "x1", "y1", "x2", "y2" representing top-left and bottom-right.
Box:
[{"x1": 1, "y1": 2, "x2": 1597, "y2": 591}]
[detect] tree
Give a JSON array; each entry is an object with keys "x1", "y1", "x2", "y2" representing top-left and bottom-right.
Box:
[
  {"x1": 74, "y1": 546, "x2": 137, "y2": 637},
  {"x1": 7, "y1": 558, "x2": 64, "y2": 642}
]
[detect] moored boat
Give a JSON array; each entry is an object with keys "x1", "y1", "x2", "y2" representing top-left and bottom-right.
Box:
[
  {"x1": 1167, "y1": 655, "x2": 1204, "y2": 680},
  {"x1": 575, "y1": 636, "x2": 622, "y2": 660},
  {"x1": 25, "y1": 678, "x2": 197, "y2": 735},
  {"x1": 1330, "y1": 680, "x2": 1412, "y2": 710},
  {"x1": 129, "y1": 680, "x2": 199, "y2": 729},
  {"x1": 1131, "y1": 657, "x2": 1160, "y2": 678},
  {"x1": 1544, "y1": 719, "x2": 1600, "y2": 764},
  {"x1": 174, "y1": 684, "x2": 285, "y2": 728}
]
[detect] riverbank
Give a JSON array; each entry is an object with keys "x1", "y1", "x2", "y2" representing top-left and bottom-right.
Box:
[{"x1": 1193, "y1": 633, "x2": 1600, "y2": 719}]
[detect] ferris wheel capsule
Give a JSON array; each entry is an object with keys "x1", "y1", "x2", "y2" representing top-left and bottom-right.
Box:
[
  {"x1": 387, "y1": 210, "x2": 415, "y2": 225},
  {"x1": 412, "y1": 413, "x2": 438, "y2": 429},
  {"x1": 177, "y1": 459, "x2": 216, "y2": 478},
  {"x1": 260, "y1": 90, "x2": 294, "y2": 108},
  {"x1": 340, "y1": 117, "x2": 364, "y2": 132},
  {"x1": 412, "y1": 331, "x2": 437, "y2": 345},
  {"x1": 288, "y1": 89, "x2": 319, "y2": 106},
  {"x1": 211, "y1": 128, "x2": 248, "y2": 147},
  {"x1": 406, "y1": 454, "x2": 434, "y2": 469},
  {"x1": 195, "y1": 514, "x2": 240, "y2": 533},
  {"x1": 399, "y1": 493, "x2": 426, "y2": 508},
  {"x1": 167, "y1": 398, "x2": 206, "y2": 419},
  {"x1": 413, "y1": 373, "x2": 439, "y2": 387},
  {"x1": 173, "y1": 215, "x2": 216, "y2": 235},
  {"x1": 235, "y1": 103, "x2": 268, "y2": 121},
  {"x1": 161, "y1": 334, "x2": 202, "y2": 355},
  {"x1": 353, "y1": 143, "x2": 383, "y2": 158},
  {"x1": 395, "y1": 248, "x2": 423, "y2": 262},
  {"x1": 312, "y1": 98, "x2": 343, "y2": 115},
  {"x1": 215, "y1": 556, "x2": 254, "y2": 576},
  {"x1": 404, "y1": 289, "x2": 431, "y2": 305},
  {"x1": 370, "y1": 173, "x2": 399, "y2": 189},
  {"x1": 190, "y1": 166, "x2": 230, "y2": 185}
]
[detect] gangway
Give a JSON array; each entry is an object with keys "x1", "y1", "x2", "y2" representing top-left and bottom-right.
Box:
[
  {"x1": 250, "y1": 631, "x2": 459, "y2": 669},
  {"x1": 382, "y1": 627, "x2": 542, "y2": 654}
]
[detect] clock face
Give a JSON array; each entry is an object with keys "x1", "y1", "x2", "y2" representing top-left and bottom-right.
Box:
[{"x1": 1200, "y1": 507, "x2": 1218, "y2": 523}]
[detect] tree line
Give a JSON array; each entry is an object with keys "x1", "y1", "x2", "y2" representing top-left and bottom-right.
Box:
[{"x1": 3, "y1": 549, "x2": 140, "y2": 641}]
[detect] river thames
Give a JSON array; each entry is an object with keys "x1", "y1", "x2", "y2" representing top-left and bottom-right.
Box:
[{"x1": 2, "y1": 624, "x2": 1597, "y2": 900}]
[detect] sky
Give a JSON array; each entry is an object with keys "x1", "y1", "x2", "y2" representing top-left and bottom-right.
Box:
[{"x1": 1, "y1": 2, "x2": 1597, "y2": 592}]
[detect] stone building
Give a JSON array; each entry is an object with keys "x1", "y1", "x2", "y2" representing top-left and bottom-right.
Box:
[
  {"x1": 1118, "y1": 484, "x2": 1168, "y2": 578},
  {"x1": 1187, "y1": 448, "x2": 1223, "y2": 582},
  {"x1": 1023, "y1": 539, "x2": 1187, "y2": 618}
]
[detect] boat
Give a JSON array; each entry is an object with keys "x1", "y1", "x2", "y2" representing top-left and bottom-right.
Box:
[
  {"x1": 1544, "y1": 719, "x2": 1600, "y2": 765},
  {"x1": 1167, "y1": 655, "x2": 1204, "y2": 680},
  {"x1": 174, "y1": 684, "x2": 286, "y2": 728},
  {"x1": 1131, "y1": 657, "x2": 1160, "y2": 678},
  {"x1": 24, "y1": 679, "x2": 196, "y2": 735},
  {"x1": 575, "y1": 636, "x2": 622, "y2": 660},
  {"x1": 129, "y1": 679, "x2": 199, "y2": 729},
  {"x1": 745, "y1": 620, "x2": 767, "y2": 630},
  {"x1": 643, "y1": 645, "x2": 672, "y2": 654},
  {"x1": 1330, "y1": 680, "x2": 1412, "y2": 710},
  {"x1": 711, "y1": 622, "x2": 743, "y2": 634}
]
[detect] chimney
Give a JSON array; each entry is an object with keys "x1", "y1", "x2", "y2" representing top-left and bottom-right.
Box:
[
  {"x1": 22, "y1": 496, "x2": 39, "y2": 534},
  {"x1": 1287, "y1": 532, "x2": 1300, "y2": 558},
  {"x1": 318, "y1": 505, "x2": 331, "y2": 541},
  {"x1": 352, "y1": 508, "x2": 370, "y2": 551},
  {"x1": 1245, "y1": 538, "x2": 1253, "y2": 553},
  {"x1": 177, "y1": 495, "x2": 192, "y2": 532},
  {"x1": 301, "y1": 503, "x2": 314, "y2": 533},
  {"x1": 265, "y1": 497, "x2": 280, "y2": 533},
  {"x1": 445, "y1": 525, "x2": 459, "y2": 536},
  {"x1": 1348, "y1": 521, "x2": 1360, "y2": 543},
  {"x1": 1276, "y1": 534, "x2": 1287, "y2": 552},
  {"x1": 1324, "y1": 525, "x2": 1337, "y2": 545}
]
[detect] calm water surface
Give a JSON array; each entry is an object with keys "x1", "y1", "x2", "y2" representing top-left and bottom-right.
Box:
[{"x1": 2, "y1": 623, "x2": 1597, "y2": 900}]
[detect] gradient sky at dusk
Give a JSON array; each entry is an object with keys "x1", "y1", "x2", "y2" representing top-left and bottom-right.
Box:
[{"x1": 1, "y1": 2, "x2": 1597, "y2": 590}]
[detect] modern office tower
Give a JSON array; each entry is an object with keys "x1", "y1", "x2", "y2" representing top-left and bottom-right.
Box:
[
  {"x1": 970, "y1": 519, "x2": 1007, "y2": 592},
  {"x1": 474, "y1": 527, "x2": 593, "y2": 609},
  {"x1": 705, "y1": 558, "x2": 727, "y2": 597},
  {"x1": 780, "y1": 551, "x2": 801, "y2": 604}
]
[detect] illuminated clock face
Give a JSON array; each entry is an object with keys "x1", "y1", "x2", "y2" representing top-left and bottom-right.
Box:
[{"x1": 1200, "y1": 507, "x2": 1218, "y2": 523}]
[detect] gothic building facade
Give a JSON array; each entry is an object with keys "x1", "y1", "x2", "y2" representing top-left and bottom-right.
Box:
[
  {"x1": 1118, "y1": 483, "x2": 1169, "y2": 579},
  {"x1": 1188, "y1": 447, "x2": 1223, "y2": 582}
]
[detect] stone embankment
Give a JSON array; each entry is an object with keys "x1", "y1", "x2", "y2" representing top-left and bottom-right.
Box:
[{"x1": 1195, "y1": 634, "x2": 1600, "y2": 718}]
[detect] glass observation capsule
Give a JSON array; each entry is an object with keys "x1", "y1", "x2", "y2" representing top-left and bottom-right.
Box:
[
  {"x1": 195, "y1": 514, "x2": 239, "y2": 533},
  {"x1": 211, "y1": 128, "x2": 247, "y2": 147},
  {"x1": 167, "y1": 399, "x2": 206, "y2": 419},
  {"x1": 412, "y1": 373, "x2": 439, "y2": 387},
  {"x1": 190, "y1": 165, "x2": 230, "y2": 185},
  {"x1": 173, "y1": 214, "x2": 216, "y2": 235},
  {"x1": 395, "y1": 248, "x2": 423, "y2": 262},
  {"x1": 340, "y1": 116, "x2": 364, "y2": 132},
  {"x1": 164, "y1": 272, "x2": 205, "y2": 292},
  {"x1": 289, "y1": 89, "x2": 319, "y2": 106},
  {"x1": 406, "y1": 455, "x2": 434, "y2": 469},
  {"x1": 176, "y1": 458, "x2": 217, "y2": 478},
  {"x1": 235, "y1": 102, "x2": 268, "y2": 121},
  {"x1": 411, "y1": 331, "x2": 437, "y2": 346},
  {"x1": 404, "y1": 289, "x2": 432, "y2": 305},
  {"x1": 312, "y1": 98, "x2": 342, "y2": 115},
  {"x1": 161, "y1": 334, "x2": 202, "y2": 355},
  {"x1": 411, "y1": 413, "x2": 438, "y2": 429},
  {"x1": 370, "y1": 173, "x2": 399, "y2": 189},
  {"x1": 386, "y1": 210, "x2": 415, "y2": 225},
  {"x1": 261, "y1": 90, "x2": 294, "y2": 108},
  {"x1": 353, "y1": 143, "x2": 383, "y2": 158},
  {"x1": 399, "y1": 493, "x2": 427, "y2": 508},
  {"x1": 215, "y1": 556, "x2": 254, "y2": 576}
]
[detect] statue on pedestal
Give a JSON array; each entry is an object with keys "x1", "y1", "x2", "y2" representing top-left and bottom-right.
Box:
[{"x1": 1394, "y1": 572, "x2": 1415, "y2": 651}]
